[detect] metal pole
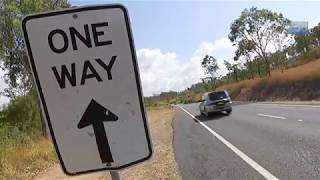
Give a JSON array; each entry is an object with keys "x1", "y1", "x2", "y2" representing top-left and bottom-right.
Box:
[{"x1": 110, "y1": 171, "x2": 121, "y2": 180}]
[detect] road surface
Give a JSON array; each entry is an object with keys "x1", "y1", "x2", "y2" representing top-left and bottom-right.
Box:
[{"x1": 173, "y1": 102, "x2": 320, "y2": 179}]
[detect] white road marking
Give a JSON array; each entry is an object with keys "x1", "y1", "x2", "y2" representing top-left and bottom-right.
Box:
[
  {"x1": 256, "y1": 103, "x2": 320, "y2": 108},
  {"x1": 298, "y1": 119, "x2": 303, "y2": 122},
  {"x1": 257, "y1": 113, "x2": 286, "y2": 120},
  {"x1": 177, "y1": 106, "x2": 278, "y2": 180}
]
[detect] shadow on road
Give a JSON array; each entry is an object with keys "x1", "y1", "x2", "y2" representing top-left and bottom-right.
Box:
[
  {"x1": 232, "y1": 101, "x2": 252, "y2": 106},
  {"x1": 195, "y1": 112, "x2": 229, "y2": 122}
]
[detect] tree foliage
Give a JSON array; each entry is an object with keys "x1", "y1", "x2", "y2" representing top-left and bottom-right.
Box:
[
  {"x1": 295, "y1": 34, "x2": 312, "y2": 54},
  {"x1": 201, "y1": 55, "x2": 220, "y2": 89},
  {"x1": 229, "y1": 7, "x2": 291, "y2": 76},
  {"x1": 294, "y1": 23, "x2": 320, "y2": 55},
  {"x1": 201, "y1": 55, "x2": 219, "y2": 78},
  {"x1": 0, "y1": 91, "x2": 42, "y2": 135},
  {"x1": 224, "y1": 60, "x2": 240, "y2": 82},
  {"x1": 0, "y1": 0, "x2": 70, "y2": 98}
]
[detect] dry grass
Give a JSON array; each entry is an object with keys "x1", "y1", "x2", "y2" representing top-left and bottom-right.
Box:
[
  {"x1": 1, "y1": 137, "x2": 57, "y2": 180},
  {"x1": 217, "y1": 59, "x2": 320, "y2": 101},
  {"x1": 220, "y1": 59, "x2": 320, "y2": 90}
]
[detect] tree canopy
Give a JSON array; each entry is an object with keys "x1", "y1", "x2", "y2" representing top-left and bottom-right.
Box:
[
  {"x1": 0, "y1": 0, "x2": 70, "y2": 98},
  {"x1": 229, "y1": 7, "x2": 291, "y2": 76},
  {"x1": 201, "y1": 55, "x2": 219, "y2": 78}
]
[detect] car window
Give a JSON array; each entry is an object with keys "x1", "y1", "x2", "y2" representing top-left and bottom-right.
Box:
[
  {"x1": 202, "y1": 95, "x2": 206, "y2": 100},
  {"x1": 209, "y1": 91, "x2": 227, "y2": 101}
]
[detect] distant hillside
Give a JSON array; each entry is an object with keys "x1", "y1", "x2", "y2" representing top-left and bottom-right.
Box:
[{"x1": 217, "y1": 59, "x2": 320, "y2": 101}]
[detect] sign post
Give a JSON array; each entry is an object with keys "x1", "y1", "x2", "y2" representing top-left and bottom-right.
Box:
[
  {"x1": 22, "y1": 4, "x2": 152, "y2": 176},
  {"x1": 110, "y1": 171, "x2": 121, "y2": 180}
]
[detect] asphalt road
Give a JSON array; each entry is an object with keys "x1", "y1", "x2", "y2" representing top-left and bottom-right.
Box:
[{"x1": 173, "y1": 102, "x2": 320, "y2": 180}]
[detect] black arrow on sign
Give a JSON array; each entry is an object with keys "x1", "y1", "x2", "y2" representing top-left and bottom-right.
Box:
[{"x1": 77, "y1": 99, "x2": 118, "y2": 163}]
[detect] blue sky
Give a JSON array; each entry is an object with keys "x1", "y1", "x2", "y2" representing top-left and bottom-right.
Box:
[{"x1": 70, "y1": 1, "x2": 320, "y2": 60}]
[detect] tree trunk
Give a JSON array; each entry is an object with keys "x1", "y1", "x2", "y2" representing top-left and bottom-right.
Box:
[
  {"x1": 247, "y1": 60, "x2": 254, "y2": 79},
  {"x1": 211, "y1": 78, "x2": 216, "y2": 90},
  {"x1": 251, "y1": 65, "x2": 254, "y2": 79},
  {"x1": 257, "y1": 61, "x2": 261, "y2": 77},
  {"x1": 264, "y1": 58, "x2": 271, "y2": 77},
  {"x1": 234, "y1": 69, "x2": 238, "y2": 82}
]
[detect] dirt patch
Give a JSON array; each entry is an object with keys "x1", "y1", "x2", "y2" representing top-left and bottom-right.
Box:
[
  {"x1": 122, "y1": 106, "x2": 180, "y2": 179},
  {"x1": 33, "y1": 107, "x2": 180, "y2": 180}
]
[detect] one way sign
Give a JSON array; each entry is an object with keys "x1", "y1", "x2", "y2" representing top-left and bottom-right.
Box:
[{"x1": 22, "y1": 5, "x2": 152, "y2": 175}]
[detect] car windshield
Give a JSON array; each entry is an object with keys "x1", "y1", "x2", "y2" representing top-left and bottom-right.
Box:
[{"x1": 209, "y1": 92, "x2": 227, "y2": 101}]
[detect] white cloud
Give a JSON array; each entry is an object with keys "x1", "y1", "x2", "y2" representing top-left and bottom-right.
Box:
[
  {"x1": 194, "y1": 38, "x2": 234, "y2": 56},
  {"x1": 137, "y1": 48, "x2": 204, "y2": 96},
  {"x1": 0, "y1": 38, "x2": 236, "y2": 99},
  {"x1": 193, "y1": 37, "x2": 237, "y2": 76},
  {"x1": 137, "y1": 37, "x2": 236, "y2": 96}
]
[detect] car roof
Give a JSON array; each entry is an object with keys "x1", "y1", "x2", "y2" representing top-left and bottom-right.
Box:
[{"x1": 203, "y1": 90, "x2": 227, "y2": 96}]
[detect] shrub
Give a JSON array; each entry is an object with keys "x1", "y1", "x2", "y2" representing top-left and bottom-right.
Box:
[
  {"x1": 0, "y1": 93, "x2": 42, "y2": 136},
  {"x1": 0, "y1": 93, "x2": 56, "y2": 179}
]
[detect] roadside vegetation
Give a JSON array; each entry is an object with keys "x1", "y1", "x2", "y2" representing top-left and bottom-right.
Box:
[
  {"x1": 218, "y1": 59, "x2": 320, "y2": 101},
  {"x1": 0, "y1": 93, "x2": 57, "y2": 179},
  {"x1": 146, "y1": 7, "x2": 320, "y2": 106}
]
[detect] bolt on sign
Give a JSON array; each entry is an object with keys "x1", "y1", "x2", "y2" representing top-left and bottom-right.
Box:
[{"x1": 22, "y1": 4, "x2": 152, "y2": 175}]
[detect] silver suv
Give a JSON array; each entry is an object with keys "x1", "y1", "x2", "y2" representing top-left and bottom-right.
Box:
[{"x1": 199, "y1": 90, "x2": 232, "y2": 117}]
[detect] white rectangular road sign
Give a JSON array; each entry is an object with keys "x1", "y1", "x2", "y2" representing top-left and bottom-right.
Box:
[{"x1": 22, "y1": 5, "x2": 152, "y2": 175}]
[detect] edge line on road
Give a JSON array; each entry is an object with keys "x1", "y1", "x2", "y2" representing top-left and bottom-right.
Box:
[
  {"x1": 255, "y1": 103, "x2": 320, "y2": 108},
  {"x1": 257, "y1": 113, "x2": 286, "y2": 120},
  {"x1": 176, "y1": 105, "x2": 278, "y2": 180}
]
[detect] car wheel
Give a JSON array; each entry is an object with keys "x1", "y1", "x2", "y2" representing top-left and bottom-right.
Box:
[
  {"x1": 226, "y1": 109, "x2": 232, "y2": 115},
  {"x1": 200, "y1": 110, "x2": 204, "y2": 116},
  {"x1": 203, "y1": 107, "x2": 209, "y2": 117}
]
